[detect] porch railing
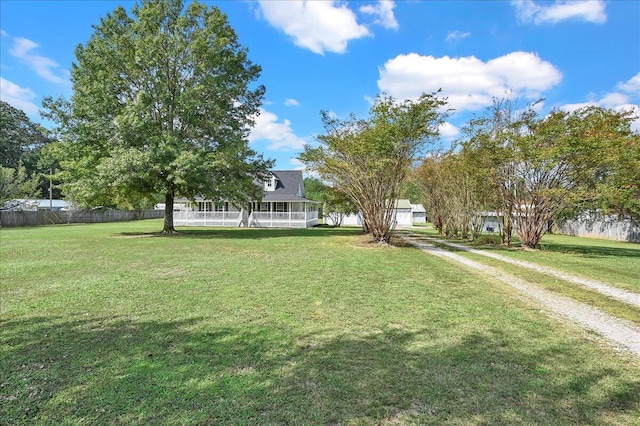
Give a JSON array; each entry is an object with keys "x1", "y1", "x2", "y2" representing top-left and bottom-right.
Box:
[
  {"x1": 249, "y1": 211, "x2": 317, "y2": 228},
  {"x1": 173, "y1": 210, "x2": 318, "y2": 228},
  {"x1": 174, "y1": 210, "x2": 242, "y2": 227}
]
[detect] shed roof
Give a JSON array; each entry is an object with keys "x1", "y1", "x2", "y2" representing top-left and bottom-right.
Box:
[
  {"x1": 394, "y1": 199, "x2": 412, "y2": 210},
  {"x1": 411, "y1": 204, "x2": 426, "y2": 213},
  {"x1": 5, "y1": 199, "x2": 70, "y2": 209}
]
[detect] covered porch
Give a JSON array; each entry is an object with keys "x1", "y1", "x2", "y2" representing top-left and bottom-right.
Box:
[
  {"x1": 173, "y1": 199, "x2": 318, "y2": 228},
  {"x1": 247, "y1": 201, "x2": 318, "y2": 228}
]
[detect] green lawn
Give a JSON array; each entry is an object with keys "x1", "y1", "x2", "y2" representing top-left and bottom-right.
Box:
[
  {"x1": 408, "y1": 226, "x2": 640, "y2": 291},
  {"x1": 1, "y1": 220, "x2": 639, "y2": 425}
]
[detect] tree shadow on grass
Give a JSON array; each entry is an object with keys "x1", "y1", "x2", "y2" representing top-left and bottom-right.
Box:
[
  {"x1": 2, "y1": 316, "x2": 639, "y2": 425},
  {"x1": 534, "y1": 242, "x2": 640, "y2": 259},
  {"x1": 415, "y1": 233, "x2": 640, "y2": 259},
  {"x1": 115, "y1": 226, "x2": 362, "y2": 240}
]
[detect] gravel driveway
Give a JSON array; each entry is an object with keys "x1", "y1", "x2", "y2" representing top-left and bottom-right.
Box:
[{"x1": 399, "y1": 233, "x2": 640, "y2": 357}]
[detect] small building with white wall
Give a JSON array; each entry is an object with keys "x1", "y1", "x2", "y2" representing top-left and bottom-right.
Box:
[
  {"x1": 411, "y1": 203, "x2": 427, "y2": 224},
  {"x1": 326, "y1": 199, "x2": 426, "y2": 227}
]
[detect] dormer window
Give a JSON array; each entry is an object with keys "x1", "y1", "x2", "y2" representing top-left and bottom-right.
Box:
[{"x1": 264, "y1": 175, "x2": 277, "y2": 191}]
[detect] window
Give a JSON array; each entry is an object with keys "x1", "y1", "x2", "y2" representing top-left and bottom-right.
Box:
[
  {"x1": 213, "y1": 202, "x2": 227, "y2": 212},
  {"x1": 275, "y1": 202, "x2": 287, "y2": 212},
  {"x1": 199, "y1": 202, "x2": 212, "y2": 212},
  {"x1": 258, "y1": 202, "x2": 270, "y2": 212}
]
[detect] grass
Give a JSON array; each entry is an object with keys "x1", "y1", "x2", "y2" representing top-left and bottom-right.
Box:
[
  {"x1": 1, "y1": 220, "x2": 640, "y2": 425},
  {"x1": 458, "y1": 250, "x2": 640, "y2": 327},
  {"x1": 403, "y1": 226, "x2": 640, "y2": 327},
  {"x1": 408, "y1": 226, "x2": 640, "y2": 292}
]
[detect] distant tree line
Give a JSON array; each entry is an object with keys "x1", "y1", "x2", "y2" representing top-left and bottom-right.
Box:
[
  {"x1": 300, "y1": 93, "x2": 637, "y2": 248},
  {"x1": 0, "y1": 100, "x2": 59, "y2": 204}
]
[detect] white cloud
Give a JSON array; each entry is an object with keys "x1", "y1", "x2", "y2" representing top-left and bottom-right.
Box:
[
  {"x1": 445, "y1": 30, "x2": 471, "y2": 44},
  {"x1": 249, "y1": 108, "x2": 307, "y2": 150},
  {"x1": 512, "y1": 0, "x2": 607, "y2": 25},
  {"x1": 1, "y1": 29, "x2": 8, "y2": 37},
  {"x1": 359, "y1": 1, "x2": 399, "y2": 30},
  {"x1": 284, "y1": 98, "x2": 300, "y2": 107},
  {"x1": 598, "y1": 92, "x2": 630, "y2": 106},
  {"x1": 9, "y1": 37, "x2": 70, "y2": 85},
  {"x1": 0, "y1": 77, "x2": 39, "y2": 115},
  {"x1": 616, "y1": 72, "x2": 640, "y2": 96},
  {"x1": 257, "y1": 1, "x2": 371, "y2": 54},
  {"x1": 438, "y1": 122, "x2": 460, "y2": 139},
  {"x1": 377, "y1": 51, "x2": 562, "y2": 112}
]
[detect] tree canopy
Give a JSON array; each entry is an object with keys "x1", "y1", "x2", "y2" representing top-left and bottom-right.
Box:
[
  {"x1": 0, "y1": 101, "x2": 50, "y2": 171},
  {"x1": 44, "y1": 0, "x2": 271, "y2": 232},
  {"x1": 413, "y1": 98, "x2": 639, "y2": 248},
  {"x1": 300, "y1": 93, "x2": 446, "y2": 243},
  {"x1": 0, "y1": 101, "x2": 53, "y2": 203}
]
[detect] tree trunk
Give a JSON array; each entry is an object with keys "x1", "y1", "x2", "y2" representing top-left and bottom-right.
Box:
[
  {"x1": 163, "y1": 192, "x2": 177, "y2": 233},
  {"x1": 502, "y1": 211, "x2": 513, "y2": 246}
]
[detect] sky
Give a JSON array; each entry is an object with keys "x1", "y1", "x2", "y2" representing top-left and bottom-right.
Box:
[{"x1": 1, "y1": 0, "x2": 639, "y2": 170}]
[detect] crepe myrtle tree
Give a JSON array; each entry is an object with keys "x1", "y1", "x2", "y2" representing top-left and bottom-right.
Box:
[
  {"x1": 457, "y1": 100, "x2": 638, "y2": 248},
  {"x1": 300, "y1": 93, "x2": 447, "y2": 243},
  {"x1": 43, "y1": 0, "x2": 272, "y2": 233}
]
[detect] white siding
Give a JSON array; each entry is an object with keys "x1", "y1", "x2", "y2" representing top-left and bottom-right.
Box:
[{"x1": 394, "y1": 210, "x2": 412, "y2": 226}]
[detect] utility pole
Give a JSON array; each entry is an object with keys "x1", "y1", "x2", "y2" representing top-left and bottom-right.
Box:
[{"x1": 49, "y1": 168, "x2": 53, "y2": 210}]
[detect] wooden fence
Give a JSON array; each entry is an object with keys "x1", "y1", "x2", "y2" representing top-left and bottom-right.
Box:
[{"x1": 0, "y1": 209, "x2": 164, "y2": 228}]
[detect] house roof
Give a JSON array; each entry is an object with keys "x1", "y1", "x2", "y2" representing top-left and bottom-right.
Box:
[
  {"x1": 176, "y1": 170, "x2": 318, "y2": 204},
  {"x1": 3, "y1": 199, "x2": 70, "y2": 210},
  {"x1": 394, "y1": 199, "x2": 412, "y2": 210},
  {"x1": 411, "y1": 204, "x2": 426, "y2": 213},
  {"x1": 261, "y1": 170, "x2": 318, "y2": 203}
]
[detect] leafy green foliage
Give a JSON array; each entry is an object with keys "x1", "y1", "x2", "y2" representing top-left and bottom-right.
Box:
[
  {"x1": 303, "y1": 177, "x2": 358, "y2": 224},
  {"x1": 420, "y1": 98, "x2": 638, "y2": 248},
  {"x1": 300, "y1": 93, "x2": 446, "y2": 242},
  {"x1": 0, "y1": 101, "x2": 55, "y2": 200},
  {"x1": 0, "y1": 101, "x2": 50, "y2": 171},
  {"x1": 44, "y1": 0, "x2": 272, "y2": 232},
  {"x1": 0, "y1": 162, "x2": 39, "y2": 203}
]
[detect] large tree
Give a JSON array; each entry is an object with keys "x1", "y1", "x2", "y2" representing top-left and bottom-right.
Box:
[
  {"x1": 44, "y1": 0, "x2": 271, "y2": 232},
  {"x1": 300, "y1": 93, "x2": 446, "y2": 243}
]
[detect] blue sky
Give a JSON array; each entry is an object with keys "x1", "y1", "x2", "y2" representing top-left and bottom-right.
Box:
[{"x1": 1, "y1": 0, "x2": 639, "y2": 170}]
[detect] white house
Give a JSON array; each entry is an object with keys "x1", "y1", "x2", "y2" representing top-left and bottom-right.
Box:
[
  {"x1": 173, "y1": 170, "x2": 319, "y2": 228},
  {"x1": 326, "y1": 199, "x2": 424, "y2": 227}
]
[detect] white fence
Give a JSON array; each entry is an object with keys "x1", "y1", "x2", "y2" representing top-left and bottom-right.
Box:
[
  {"x1": 558, "y1": 217, "x2": 640, "y2": 243},
  {"x1": 0, "y1": 209, "x2": 164, "y2": 227}
]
